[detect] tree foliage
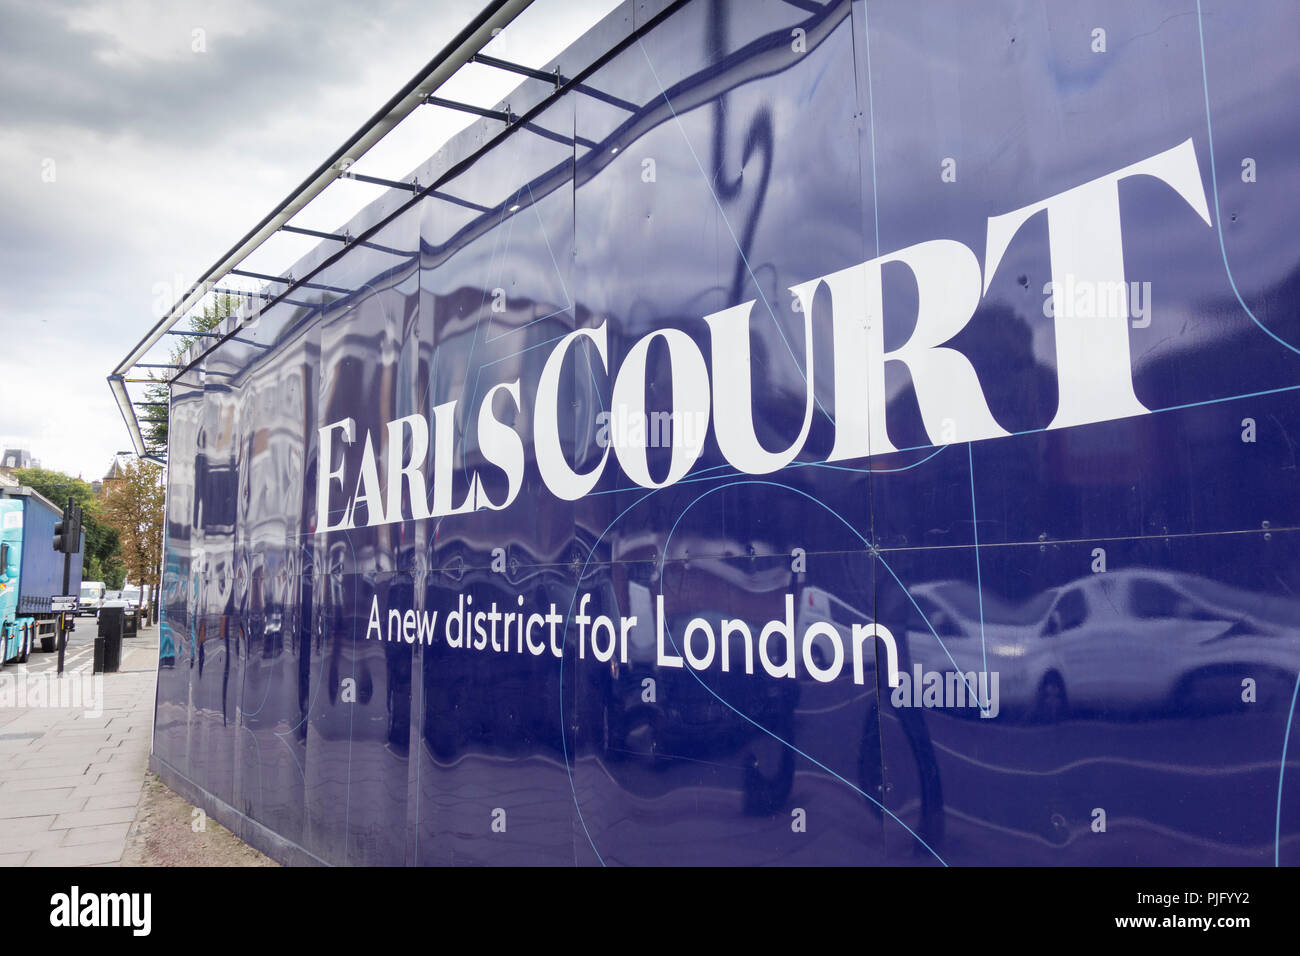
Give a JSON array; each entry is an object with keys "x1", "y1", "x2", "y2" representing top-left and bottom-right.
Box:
[
  {"x1": 12, "y1": 467, "x2": 124, "y2": 588},
  {"x1": 99, "y1": 459, "x2": 165, "y2": 597},
  {"x1": 142, "y1": 293, "x2": 240, "y2": 447}
]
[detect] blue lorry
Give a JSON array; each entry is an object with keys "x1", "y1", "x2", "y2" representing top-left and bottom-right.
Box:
[{"x1": 0, "y1": 487, "x2": 83, "y2": 664}]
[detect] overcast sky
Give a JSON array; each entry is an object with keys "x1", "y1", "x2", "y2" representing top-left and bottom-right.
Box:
[{"x1": 0, "y1": 0, "x2": 619, "y2": 480}]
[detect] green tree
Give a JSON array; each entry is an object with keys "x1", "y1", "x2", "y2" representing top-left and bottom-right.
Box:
[
  {"x1": 100, "y1": 459, "x2": 165, "y2": 607},
  {"x1": 13, "y1": 467, "x2": 124, "y2": 587},
  {"x1": 142, "y1": 293, "x2": 240, "y2": 447}
]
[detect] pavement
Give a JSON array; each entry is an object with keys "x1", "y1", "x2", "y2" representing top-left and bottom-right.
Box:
[{"x1": 0, "y1": 617, "x2": 158, "y2": 866}]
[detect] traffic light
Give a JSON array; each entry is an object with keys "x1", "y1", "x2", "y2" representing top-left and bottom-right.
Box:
[
  {"x1": 52, "y1": 501, "x2": 82, "y2": 555},
  {"x1": 52, "y1": 516, "x2": 68, "y2": 553}
]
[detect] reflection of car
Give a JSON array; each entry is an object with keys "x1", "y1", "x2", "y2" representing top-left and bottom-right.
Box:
[
  {"x1": 901, "y1": 570, "x2": 1300, "y2": 722},
  {"x1": 1031, "y1": 570, "x2": 1300, "y2": 719},
  {"x1": 99, "y1": 589, "x2": 142, "y2": 630},
  {"x1": 900, "y1": 580, "x2": 1045, "y2": 719}
]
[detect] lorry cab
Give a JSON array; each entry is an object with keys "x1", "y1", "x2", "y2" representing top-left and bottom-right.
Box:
[
  {"x1": 0, "y1": 486, "x2": 81, "y2": 660},
  {"x1": 0, "y1": 499, "x2": 33, "y2": 663}
]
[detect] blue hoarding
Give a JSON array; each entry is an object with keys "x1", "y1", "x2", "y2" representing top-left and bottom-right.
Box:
[{"x1": 154, "y1": 0, "x2": 1300, "y2": 865}]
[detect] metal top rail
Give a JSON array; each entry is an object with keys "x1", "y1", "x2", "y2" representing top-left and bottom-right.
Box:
[
  {"x1": 108, "y1": 0, "x2": 819, "y2": 461},
  {"x1": 107, "y1": 0, "x2": 536, "y2": 459}
]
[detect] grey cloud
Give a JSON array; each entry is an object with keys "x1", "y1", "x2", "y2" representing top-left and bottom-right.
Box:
[{"x1": 0, "y1": 0, "x2": 479, "y2": 143}]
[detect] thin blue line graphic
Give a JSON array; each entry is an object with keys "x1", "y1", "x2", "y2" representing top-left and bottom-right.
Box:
[
  {"x1": 461, "y1": 183, "x2": 525, "y2": 460},
  {"x1": 1148, "y1": 382, "x2": 1300, "y2": 416},
  {"x1": 241, "y1": 724, "x2": 264, "y2": 811},
  {"x1": 872, "y1": 550, "x2": 988, "y2": 691},
  {"x1": 485, "y1": 306, "x2": 570, "y2": 342},
  {"x1": 636, "y1": 37, "x2": 833, "y2": 425},
  {"x1": 558, "y1": 468, "x2": 958, "y2": 865},
  {"x1": 968, "y1": 442, "x2": 989, "y2": 709},
  {"x1": 276, "y1": 731, "x2": 306, "y2": 786},
  {"x1": 995, "y1": 383, "x2": 1300, "y2": 441},
  {"x1": 559, "y1": 375, "x2": 1300, "y2": 505},
  {"x1": 558, "y1": 485, "x2": 664, "y2": 865},
  {"x1": 806, "y1": 446, "x2": 947, "y2": 474},
  {"x1": 420, "y1": 197, "x2": 502, "y2": 416},
  {"x1": 861, "y1": 0, "x2": 880, "y2": 257},
  {"x1": 583, "y1": 445, "x2": 947, "y2": 501},
  {"x1": 654, "y1": 479, "x2": 947, "y2": 865},
  {"x1": 484, "y1": 183, "x2": 575, "y2": 343},
  {"x1": 479, "y1": 331, "x2": 574, "y2": 368},
  {"x1": 479, "y1": 188, "x2": 524, "y2": 340},
  {"x1": 1195, "y1": 0, "x2": 1300, "y2": 356},
  {"x1": 1278, "y1": 670, "x2": 1300, "y2": 866}
]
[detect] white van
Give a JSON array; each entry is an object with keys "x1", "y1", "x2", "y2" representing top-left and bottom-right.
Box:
[{"x1": 78, "y1": 580, "x2": 106, "y2": 617}]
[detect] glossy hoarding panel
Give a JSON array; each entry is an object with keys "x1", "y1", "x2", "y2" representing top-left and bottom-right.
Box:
[{"x1": 155, "y1": 0, "x2": 1300, "y2": 865}]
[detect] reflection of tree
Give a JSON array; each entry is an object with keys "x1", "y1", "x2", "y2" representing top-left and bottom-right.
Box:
[
  {"x1": 707, "y1": 0, "x2": 775, "y2": 306},
  {"x1": 877, "y1": 300, "x2": 1058, "y2": 546},
  {"x1": 1143, "y1": 258, "x2": 1300, "y2": 397},
  {"x1": 142, "y1": 294, "x2": 239, "y2": 448}
]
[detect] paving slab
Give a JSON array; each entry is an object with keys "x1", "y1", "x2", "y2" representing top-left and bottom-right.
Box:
[
  {"x1": 83, "y1": 791, "x2": 143, "y2": 812},
  {"x1": 27, "y1": 841, "x2": 130, "y2": 867},
  {"x1": 69, "y1": 780, "x2": 145, "y2": 801},
  {"x1": 62, "y1": 821, "x2": 132, "y2": 847},
  {"x1": 0, "y1": 794, "x2": 85, "y2": 819},
  {"x1": 0, "y1": 624, "x2": 159, "y2": 866}
]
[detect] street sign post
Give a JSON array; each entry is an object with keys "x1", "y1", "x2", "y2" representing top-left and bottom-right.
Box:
[{"x1": 52, "y1": 496, "x2": 82, "y2": 676}]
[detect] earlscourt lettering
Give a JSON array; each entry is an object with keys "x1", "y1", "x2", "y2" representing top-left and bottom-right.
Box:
[{"x1": 315, "y1": 138, "x2": 1212, "y2": 530}]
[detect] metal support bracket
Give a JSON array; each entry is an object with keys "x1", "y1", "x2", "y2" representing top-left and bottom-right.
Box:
[
  {"x1": 340, "y1": 170, "x2": 421, "y2": 192},
  {"x1": 425, "y1": 94, "x2": 513, "y2": 124},
  {"x1": 471, "y1": 52, "x2": 566, "y2": 88},
  {"x1": 281, "y1": 224, "x2": 350, "y2": 243}
]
